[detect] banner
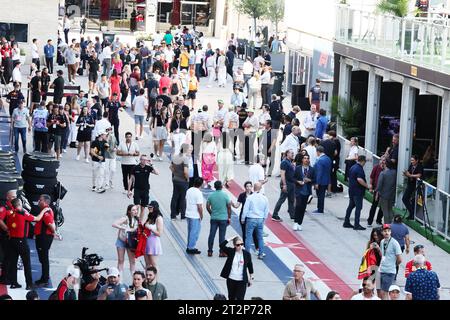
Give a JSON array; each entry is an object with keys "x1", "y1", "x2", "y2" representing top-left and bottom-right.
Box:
[
  {"x1": 172, "y1": 0, "x2": 181, "y2": 26},
  {"x1": 100, "y1": 0, "x2": 110, "y2": 21}
]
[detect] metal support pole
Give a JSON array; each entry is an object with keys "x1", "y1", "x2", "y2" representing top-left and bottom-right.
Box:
[{"x1": 364, "y1": 67, "x2": 381, "y2": 153}]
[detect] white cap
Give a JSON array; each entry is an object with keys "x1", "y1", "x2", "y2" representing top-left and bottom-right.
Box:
[
  {"x1": 389, "y1": 285, "x2": 401, "y2": 292},
  {"x1": 67, "y1": 265, "x2": 80, "y2": 279},
  {"x1": 107, "y1": 267, "x2": 120, "y2": 277}
]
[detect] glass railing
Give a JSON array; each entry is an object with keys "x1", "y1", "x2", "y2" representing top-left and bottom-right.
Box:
[{"x1": 335, "y1": 4, "x2": 450, "y2": 74}]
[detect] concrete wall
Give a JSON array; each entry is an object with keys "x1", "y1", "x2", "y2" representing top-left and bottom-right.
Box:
[{"x1": 0, "y1": 0, "x2": 60, "y2": 64}]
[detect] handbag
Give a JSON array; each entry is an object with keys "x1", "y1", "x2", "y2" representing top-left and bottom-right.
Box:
[{"x1": 126, "y1": 231, "x2": 138, "y2": 250}]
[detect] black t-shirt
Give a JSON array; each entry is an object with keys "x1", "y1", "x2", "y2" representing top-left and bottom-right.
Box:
[
  {"x1": 88, "y1": 57, "x2": 100, "y2": 73},
  {"x1": 170, "y1": 118, "x2": 188, "y2": 132},
  {"x1": 91, "y1": 102, "x2": 102, "y2": 120},
  {"x1": 156, "y1": 94, "x2": 172, "y2": 108},
  {"x1": 174, "y1": 104, "x2": 190, "y2": 120},
  {"x1": 106, "y1": 101, "x2": 121, "y2": 124},
  {"x1": 174, "y1": 48, "x2": 181, "y2": 59},
  {"x1": 7, "y1": 90, "x2": 25, "y2": 109},
  {"x1": 152, "y1": 108, "x2": 168, "y2": 127},
  {"x1": 131, "y1": 164, "x2": 155, "y2": 190},
  {"x1": 153, "y1": 61, "x2": 164, "y2": 73},
  {"x1": 53, "y1": 77, "x2": 65, "y2": 98},
  {"x1": 237, "y1": 109, "x2": 248, "y2": 128},
  {"x1": 41, "y1": 74, "x2": 51, "y2": 89},
  {"x1": 407, "y1": 163, "x2": 424, "y2": 187},
  {"x1": 30, "y1": 76, "x2": 40, "y2": 92},
  {"x1": 320, "y1": 139, "x2": 336, "y2": 160},
  {"x1": 47, "y1": 114, "x2": 67, "y2": 135},
  {"x1": 237, "y1": 191, "x2": 252, "y2": 218},
  {"x1": 91, "y1": 139, "x2": 106, "y2": 162},
  {"x1": 282, "y1": 124, "x2": 292, "y2": 141},
  {"x1": 78, "y1": 275, "x2": 101, "y2": 300},
  {"x1": 269, "y1": 101, "x2": 283, "y2": 121}
]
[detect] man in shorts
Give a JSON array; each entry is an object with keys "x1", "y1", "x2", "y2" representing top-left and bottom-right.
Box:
[
  {"x1": 127, "y1": 154, "x2": 160, "y2": 218},
  {"x1": 379, "y1": 224, "x2": 402, "y2": 300},
  {"x1": 132, "y1": 88, "x2": 148, "y2": 140}
]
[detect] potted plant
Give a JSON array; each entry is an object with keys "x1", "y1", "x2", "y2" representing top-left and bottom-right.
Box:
[{"x1": 330, "y1": 96, "x2": 365, "y2": 139}]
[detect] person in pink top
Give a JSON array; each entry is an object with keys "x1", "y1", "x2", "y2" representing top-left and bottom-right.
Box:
[
  {"x1": 159, "y1": 72, "x2": 171, "y2": 95},
  {"x1": 110, "y1": 69, "x2": 122, "y2": 100},
  {"x1": 112, "y1": 54, "x2": 123, "y2": 74}
]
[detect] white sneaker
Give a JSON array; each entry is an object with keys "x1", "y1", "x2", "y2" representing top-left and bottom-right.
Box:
[
  {"x1": 62, "y1": 149, "x2": 67, "y2": 153},
  {"x1": 158, "y1": 157, "x2": 163, "y2": 161},
  {"x1": 76, "y1": 155, "x2": 80, "y2": 161},
  {"x1": 85, "y1": 158, "x2": 89, "y2": 163},
  {"x1": 297, "y1": 225, "x2": 303, "y2": 231},
  {"x1": 292, "y1": 223, "x2": 299, "y2": 231}
]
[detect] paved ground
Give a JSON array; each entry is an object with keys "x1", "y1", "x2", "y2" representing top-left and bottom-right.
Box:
[{"x1": 3, "y1": 30, "x2": 450, "y2": 300}]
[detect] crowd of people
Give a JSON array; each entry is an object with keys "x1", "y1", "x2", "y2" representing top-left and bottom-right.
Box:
[{"x1": 0, "y1": 22, "x2": 443, "y2": 301}]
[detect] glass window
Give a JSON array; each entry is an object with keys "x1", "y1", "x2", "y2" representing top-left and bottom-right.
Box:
[{"x1": 0, "y1": 23, "x2": 28, "y2": 43}]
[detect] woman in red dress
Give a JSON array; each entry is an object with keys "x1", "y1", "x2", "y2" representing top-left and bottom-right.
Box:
[{"x1": 110, "y1": 68, "x2": 122, "y2": 100}]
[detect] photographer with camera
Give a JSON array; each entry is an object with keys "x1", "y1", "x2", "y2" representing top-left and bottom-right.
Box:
[
  {"x1": 73, "y1": 247, "x2": 108, "y2": 300},
  {"x1": 402, "y1": 155, "x2": 423, "y2": 221},
  {"x1": 97, "y1": 267, "x2": 129, "y2": 300}
]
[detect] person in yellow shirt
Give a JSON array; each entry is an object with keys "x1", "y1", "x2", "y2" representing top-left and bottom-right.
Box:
[
  {"x1": 180, "y1": 47, "x2": 190, "y2": 72},
  {"x1": 187, "y1": 69, "x2": 199, "y2": 111}
]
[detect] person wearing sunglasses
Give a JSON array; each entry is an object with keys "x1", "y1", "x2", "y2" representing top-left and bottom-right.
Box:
[
  {"x1": 351, "y1": 277, "x2": 380, "y2": 300},
  {"x1": 283, "y1": 264, "x2": 321, "y2": 300},
  {"x1": 219, "y1": 236, "x2": 254, "y2": 300}
]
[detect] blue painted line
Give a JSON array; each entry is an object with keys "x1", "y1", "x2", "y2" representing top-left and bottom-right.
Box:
[{"x1": 148, "y1": 191, "x2": 222, "y2": 297}]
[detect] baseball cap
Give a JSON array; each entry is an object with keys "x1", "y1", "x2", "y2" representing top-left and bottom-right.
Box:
[
  {"x1": 388, "y1": 285, "x2": 400, "y2": 292},
  {"x1": 67, "y1": 265, "x2": 80, "y2": 279},
  {"x1": 382, "y1": 224, "x2": 391, "y2": 230},
  {"x1": 107, "y1": 267, "x2": 120, "y2": 278},
  {"x1": 98, "y1": 131, "x2": 107, "y2": 136},
  {"x1": 135, "y1": 289, "x2": 148, "y2": 299},
  {"x1": 217, "y1": 99, "x2": 224, "y2": 104},
  {"x1": 247, "y1": 108, "x2": 255, "y2": 113}
]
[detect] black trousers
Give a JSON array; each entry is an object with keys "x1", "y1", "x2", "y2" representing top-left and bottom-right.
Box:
[
  {"x1": 226, "y1": 278, "x2": 247, "y2": 300},
  {"x1": 367, "y1": 193, "x2": 383, "y2": 225},
  {"x1": 121, "y1": 164, "x2": 135, "y2": 191},
  {"x1": 170, "y1": 180, "x2": 189, "y2": 218},
  {"x1": 8, "y1": 238, "x2": 33, "y2": 286},
  {"x1": 244, "y1": 134, "x2": 256, "y2": 164},
  {"x1": 35, "y1": 234, "x2": 53, "y2": 282},
  {"x1": 45, "y1": 57, "x2": 53, "y2": 74},
  {"x1": 32, "y1": 58, "x2": 40, "y2": 71},
  {"x1": 261, "y1": 84, "x2": 270, "y2": 106},
  {"x1": 273, "y1": 183, "x2": 296, "y2": 219},
  {"x1": 0, "y1": 237, "x2": 9, "y2": 281},
  {"x1": 344, "y1": 160, "x2": 356, "y2": 181},
  {"x1": 189, "y1": 163, "x2": 200, "y2": 188},
  {"x1": 34, "y1": 131, "x2": 48, "y2": 153},
  {"x1": 112, "y1": 122, "x2": 120, "y2": 144},
  {"x1": 402, "y1": 184, "x2": 416, "y2": 219},
  {"x1": 240, "y1": 219, "x2": 258, "y2": 250},
  {"x1": 295, "y1": 194, "x2": 308, "y2": 225}
]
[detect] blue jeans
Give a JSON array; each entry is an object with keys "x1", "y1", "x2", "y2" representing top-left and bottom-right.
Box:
[
  {"x1": 316, "y1": 185, "x2": 327, "y2": 213},
  {"x1": 245, "y1": 218, "x2": 264, "y2": 256},
  {"x1": 61, "y1": 127, "x2": 70, "y2": 150},
  {"x1": 244, "y1": 74, "x2": 252, "y2": 94},
  {"x1": 208, "y1": 219, "x2": 228, "y2": 253},
  {"x1": 187, "y1": 218, "x2": 201, "y2": 250},
  {"x1": 13, "y1": 127, "x2": 27, "y2": 152},
  {"x1": 344, "y1": 194, "x2": 363, "y2": 226},
  {"x1": 130, "y1": 85, "x2": 139, "y2": 104}
]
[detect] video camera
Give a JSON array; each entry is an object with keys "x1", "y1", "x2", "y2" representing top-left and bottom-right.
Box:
[{"x1": 74, "y1": 247, "x2": 108, "y2": 276}]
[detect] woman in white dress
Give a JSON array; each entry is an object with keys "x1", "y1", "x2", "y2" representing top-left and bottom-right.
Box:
[{"x1": 217, "y1": 51, "x2": 227, "y2": 87}]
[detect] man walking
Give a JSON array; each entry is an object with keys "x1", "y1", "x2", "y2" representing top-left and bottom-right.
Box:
[
  {"x1": 313, "y1": 146, "x2": 332, "y2": 214},
  {"x1": 379, "y1": 224, "x2": 402, "y2": 300},
  {"x1": 90, "y1": 132, "x2": 108, "y2": 193},
  {"x1": 376, "y1": 159, "x2": 397, "y2": 224},
  {"x1": 241, "y1": 182, "x2": 269, "y2": 260},
  {"x1": 12, "y1": 100, "x2": 31, "y2": 153},
  {"x1": 170, "y1": 143, "x2": 191, "y2": 220},
  {"x1": 272, "y1": 149, "x2": 296, "y2": 221},
  {"x1": 44, "y1": 39, "x2": 55, "y2": 74},
  {"x1": 206, "y1": 181, "x2": 232, "y2": 257},
  {"x1": 185, "y1": 177, "x2": 204, "y2": 254},
  {"x1": 50, "y1": 70, "x2": 65, "y2": 105},
  {"x1": 258, "y1": 120, "x2": 278, "y2": 176},
  {"x1": 343, "y1": 155, "x2": 368, "y2": 230},
  {"x1": 367, "y1": 157, "x2": 385, "y2": 227},
  {"x1": 117, "y1": 132, "x2": 140, "y2": 194},
  {"x1": 34, "y1": 194, "x2": 56, "y2": 287},
  {"x1": 132, "y1": 88, "x2": 148, "y2": 139}
]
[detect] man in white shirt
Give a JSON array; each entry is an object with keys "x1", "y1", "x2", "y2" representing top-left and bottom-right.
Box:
[
  {"x1": 31, "y1": 38, "x2": 40, "y2": 70},
  {"x1": 195, "y1": 46, "x2": 205, "y2": 79},
  {"x1": 253, "y1": 52, "x2": 265, "y2": 73},
  {"x1": 280, "y1": 126, "x2": 301, "y2": 156},
  {"x1": 12, "y1": 62, "x2": 22, "y2": 87},
  {"x1": 132, "y1": 88, "x2": 148, "y2": 139},
  {"x1": 248, "y1": 155, "x2": 268, "y2": 194},
  {"x1": 351, "y1": 277, "x2": 381, "y2": 300},
  {"x1": 116, "y1": 132, "x2": 140, "y2": 194},
  {"x1": 92, "y1": 111, "x2": 112, "y2": 140},
  {"x1": 153, "y1": 31, "x2": 163, "y2": 47},
  {"x1": 185, "y1": 177, "x2": 204, "y2": 254},
  {"x1": 241, "y1": 182, "x2": 269, "y2": 260},
  {"x1": 302, "y1": 104, "x2": 318, "y2": 138},
  {"x1": 164, "y1": 45, "x2": 175, "y2": 72},
  {"x1": 102, "y1": 45, "x2": 112, "y2": 77},
  {"x1": 242, "y1": 58, "x2": 254, "y2": 94}
]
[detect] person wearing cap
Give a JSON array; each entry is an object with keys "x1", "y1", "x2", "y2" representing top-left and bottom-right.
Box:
[
  {"x1": 343, "y1": 155, "x2": 369, "y2": 231},
  {"x1": 379, "y1": 223, "x2": 402, "y2": 300},
  {"x1": 388, "y1": 285, "x2": 401, "y2": 300},
  {"x1": 98, "y1": 267, "x2": 129, "y2": 300},
  {"x1": 405, "y1": 254, "x2": 440, "y2": 300},
  {"x1": 53, "y1": 265, "x2": 80, "y2": 300},
  {"x1": 404, "y1": 244, "x2": 432, "y2": 278},
  {"x1": 241, "y1": 108, "x2": 258, "y2": 165},
  {"x1": 90, "y1": 131, "x2": 108, "y2": 193}
]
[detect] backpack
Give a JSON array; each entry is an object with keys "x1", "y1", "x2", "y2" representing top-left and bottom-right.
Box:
[{"x1": 170, "y1": 82, "x2": 179, "y2": 95}]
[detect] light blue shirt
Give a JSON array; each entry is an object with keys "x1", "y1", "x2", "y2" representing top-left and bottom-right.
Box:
[
  {"x1": 379, "y1": 236, "x2": 402, "y2": 274},
  {"x1": 241, "y1": 192, "x2": 269, "y2": 222},
  {"x1": 230, "y1": 92, "x2": 245, "y2": 107}
]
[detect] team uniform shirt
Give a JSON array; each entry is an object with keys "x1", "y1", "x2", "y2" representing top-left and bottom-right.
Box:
[
  {"x1": 185, "y1": 187, "x2": 204, "y2": 219},
  {"x1": 405, "y1": 260, "x2": 432, "y2": 278},
  {"x1": 131, "y1": 164, "x2": 156, "y2": 191},
  {"x1": 34, "y1": 207, "x2": 54, "y2": 236},
  {"x1": 7, "y1": 209, "x2": 35, "y2": 238}
]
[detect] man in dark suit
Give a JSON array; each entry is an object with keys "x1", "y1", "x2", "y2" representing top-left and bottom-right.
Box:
[{"x1": 313, "y1": 146, "x2": 332, "y2": 214}]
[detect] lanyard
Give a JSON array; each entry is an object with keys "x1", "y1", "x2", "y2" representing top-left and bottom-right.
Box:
[
  {"x1": 383, "y1": 238, "x2": 391, "y2": 254},
  {"x1": 126, "y1": 142, "x2": 132, "y2": 154}
]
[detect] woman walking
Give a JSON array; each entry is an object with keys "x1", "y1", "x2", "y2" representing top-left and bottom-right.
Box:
[
  {"x1": 75, "y1": 106, "x2": 95, "y2": 162},
  {"x1": 201, "y1": 132, "x2": 217, "y2": 189},
  {"x1": 112, "y1": 204, "x2": 139, "y2": 276},
  {"x1": 120, "y1": 65, "x2": 131, "y2": 108},
  {"x1": 247, "y1": 72, "x2": 261, "y2": 109},
  {"x1": 293, "y1": 153, "x2": 314, "y2": 231},
  {"x1": 143, "y1": 201, "x2": 164, "y2": 270},
  {"x1": 152, "y1": 104, "x2": 169, "y2": 161},
  {"x1": 110, "y1": 69, "x2": 122, "y2": 101},
  {"x1": 217, "y1": 51, "x2": 227, "y2": 87},
  {"x1": 68, "y1": 97, "x2": 80, "y2": 149},
  {"x1": 169, "y1": 108, "x2": 188, "y2": 155},
  {"x1": 219, "y1": 236, "x2": 254, "y2": 300}
]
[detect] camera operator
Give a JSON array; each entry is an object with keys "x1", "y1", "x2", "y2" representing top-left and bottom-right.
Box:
[
  {"x1": 78, "y1": 269, "x2": 102, "y2": 300},
  {"x1": 97, "y1": 267, "x2": 129, "y2": 300},
  {"x1": 402, "y1": 155, "x2": 423, "y2": 221}
]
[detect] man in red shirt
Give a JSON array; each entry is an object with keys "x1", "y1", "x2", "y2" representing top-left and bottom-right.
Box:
[
  {"x1": 0, "y1": 190, "x2": 16, "y2": 284},
  {"x1": 159, "y1": 72, "x2": 171, "y2": 95},
  {"x1": 6, "y1": 198, "x2": 45, "y2": 290},
  {"x1": 405, "y1": 244, "x2": 432, "y2": 278},
  {"x1": 34, "y1": 194, "x2": 56, "y2": 287}
]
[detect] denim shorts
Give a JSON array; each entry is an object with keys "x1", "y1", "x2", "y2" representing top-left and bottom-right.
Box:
[
  {"x1": 380, "y1": 272, "x2": 395, "y2": 292},
  {"x1": 134, "y1": 115, "x2": 145, "y2": 126},
  {"x1": 115, "y1": 238, "x2": 126, "y2": 249}
]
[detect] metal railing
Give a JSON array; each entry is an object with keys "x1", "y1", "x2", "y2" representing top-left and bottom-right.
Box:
[
  {"x1": 335, "y1": 4, "x2": 450, "y2": 74},
  {"x1": 414, "y1": 179, "x2": 450, "y2": 241}
]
